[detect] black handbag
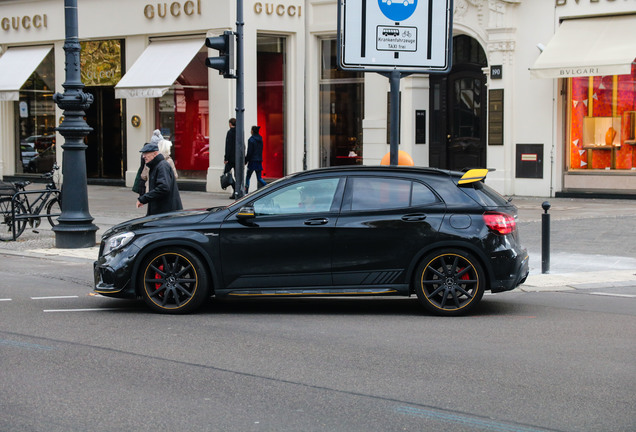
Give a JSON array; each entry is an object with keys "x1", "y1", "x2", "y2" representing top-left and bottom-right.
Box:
[{"x1": 220, "y1": 172, "x2": 235, "y2": 190}]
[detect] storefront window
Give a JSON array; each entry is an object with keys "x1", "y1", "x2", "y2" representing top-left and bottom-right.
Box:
[
  {"x1": 155, "y1": 49, "x2": 209, "y2": 180},
  {"x1": 257, "y1": 35, "x2": 286, "y2": 179},
  {"x1": 16, "y1": 49, "x2": 55, "y2": 174},
  {"x1": 567, "y1": 64, "x2": 636, "y2": 171},
  {"x1": 319, "y1": 39, "x2": 364, "y2": 167}
]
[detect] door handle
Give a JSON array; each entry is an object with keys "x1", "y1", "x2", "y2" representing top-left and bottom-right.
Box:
[
  {"x1": 304, "y1": 218, "x2": 329, "y2": 226},
  {"x1": 401, "y1": 214, "x2": 427, "y2": 222}
]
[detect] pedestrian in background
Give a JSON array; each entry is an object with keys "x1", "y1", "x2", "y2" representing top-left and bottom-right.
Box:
[
  {"x1": 224, "y1": 118, "x2": 237, "y2": 199},
  {"x1": 245, "y1": 125, "x2": 267, "y2": 193},
  {"x1": 136, "y1": 142, "x2": 183, "y2": 216},
  {"x1": 133, "y1": 129, "x2": 164, "y2": 195},
  {"x1": 158, "y1": 138, "x2": 178, "y2": 181}
]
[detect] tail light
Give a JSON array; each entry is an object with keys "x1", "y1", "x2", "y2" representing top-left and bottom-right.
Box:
[{"x1": 483, "y1": 212, "x2": 516, "y2": 235}]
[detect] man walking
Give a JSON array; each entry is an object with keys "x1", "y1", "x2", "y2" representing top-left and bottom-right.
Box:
[
  {"x1": 224, "y1": 118, "x2": 237, "y2": 199},
  {"x1": 136, "y1": 142, "x2": 183, "y2": 216}
]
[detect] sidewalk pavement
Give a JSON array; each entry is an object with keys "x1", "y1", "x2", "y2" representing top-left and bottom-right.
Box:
[{"x1": 1, "y1": 185, "x2": 635, "y2": 292}]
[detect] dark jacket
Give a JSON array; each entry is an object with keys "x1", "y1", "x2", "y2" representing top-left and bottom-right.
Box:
[
  {"x1": 224, "y1": 127, "x2": 236, "y2": 165},
  {"x1": 245, "y1": 134, "x2": 264, "y2": 163},
  {"x1": 137, "y1": 153, "x2": 183, "y2": 216}
]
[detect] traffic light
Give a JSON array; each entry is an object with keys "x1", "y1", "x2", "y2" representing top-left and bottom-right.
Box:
[{"x1": 205, "y1": 30, "x2": 236, "y2": 78}]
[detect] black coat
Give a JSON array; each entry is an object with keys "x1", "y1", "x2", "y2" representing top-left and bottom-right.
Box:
[
  {"x1": 245, "y1": 134, "x2": 263, "y2": 163},
  {"x1": 225, "y1": 127, "x2": 236, "y2": 165},
  {"x1": 138, "y1": 153, "x2": 183, "y2": 216}
]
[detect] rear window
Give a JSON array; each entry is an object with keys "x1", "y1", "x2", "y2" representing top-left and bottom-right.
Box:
[{"x1": 460, "y1": 182, "x2": 510, "y2": 207}]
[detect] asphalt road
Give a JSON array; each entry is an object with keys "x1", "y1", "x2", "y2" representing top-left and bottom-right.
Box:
[{"x1": 1, "y1": 253, "x2": 634, "y2": 432}]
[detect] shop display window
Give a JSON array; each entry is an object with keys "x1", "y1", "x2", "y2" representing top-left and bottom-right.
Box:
[
  {"x1": 155, "y1": 50, "x2": 209, "y2": 180},
  {"x1": 15, "y1": 49, "x2": 56, "y2": 174},
  {"x1": 319, "y1": 38, "x2": 364, "y2": 167},
  {"x1": 568, "y1": 64, "x2": 636, "y2": 171},
  {"x1": 257, "y1": 35, "x2": 286, "y2": 179}
]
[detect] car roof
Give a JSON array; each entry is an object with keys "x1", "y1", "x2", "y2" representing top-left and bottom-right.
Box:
[{"x1": 286, "y1": 165, "x2": 467, "y2": 181}]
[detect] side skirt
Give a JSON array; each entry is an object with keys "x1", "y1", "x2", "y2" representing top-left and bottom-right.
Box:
[{"x1": 216, "y1": 284, "x2": 410, "y2": 298}]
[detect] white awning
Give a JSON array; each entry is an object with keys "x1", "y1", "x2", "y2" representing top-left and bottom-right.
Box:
[
  {"x1": 530, "y1": 15, "x2": 636, "y2": 79},
  {"x1": 0, "y1": 46, "x2": 53, "y2": 101},
  {"x1": 115, "y1": 39, "x2": 203, "y2": 98}
]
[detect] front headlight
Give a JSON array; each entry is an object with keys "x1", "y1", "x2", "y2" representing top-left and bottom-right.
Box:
[{"x1": 102, "y1": 231, "x2": 135, "y2": 256}]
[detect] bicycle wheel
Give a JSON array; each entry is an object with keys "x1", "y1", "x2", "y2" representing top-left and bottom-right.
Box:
[
  {"x1": 0, "y1": 197, "x2": 27, "y2": 241},
  {"x1": 46, "y1": 198, "x2": 62, "y2": 227}
]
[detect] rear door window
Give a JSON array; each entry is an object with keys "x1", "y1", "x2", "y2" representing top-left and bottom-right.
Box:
[{"x1": 346, "y1": 177, "x2": 439, "y2": 211}]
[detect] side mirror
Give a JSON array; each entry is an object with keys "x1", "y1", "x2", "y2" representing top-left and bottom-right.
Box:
[{"x1": 236, "y1": 205, "x2": 255, "y2": 221}]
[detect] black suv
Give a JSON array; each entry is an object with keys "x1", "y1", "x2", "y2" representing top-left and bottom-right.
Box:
[{"x1": 94, "y1": 166, "x2": 529, "y2": 316}]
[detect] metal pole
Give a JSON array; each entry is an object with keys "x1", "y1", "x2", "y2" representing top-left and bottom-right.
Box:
[
  {"x1": 389, "y1": 69, "x2": 400, "y2": 166},
  {"x1": 541, "y1": 201, "x2": 551, "y2": 274},
  {"x1": 52, "y1": 0, "x2": 97, "y2": 248},
  {"x1": 234, "y1": 0, "x2": 246, "y2": 198}
]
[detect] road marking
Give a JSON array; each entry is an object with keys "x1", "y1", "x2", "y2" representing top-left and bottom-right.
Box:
[
  {"x1": 0, "y1": 298, "x2": 12, "y2": 302},
  {"x1": 0, "y1": 339, "x2": 55, "y2": 351},
  {"x1": 31, "y1": 295, "x2": 79, "y2": 300},
  {"x1": 590, "y1": 292, "x2": 636, "y2": 299},
  {"x1": 43, "y1": 308, "x2": 120, "y2": 313},
  {"x1": 395, "y1": 405, "x2": 549, "y2": 432}
]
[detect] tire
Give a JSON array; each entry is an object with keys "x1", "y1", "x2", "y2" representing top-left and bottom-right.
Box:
[
  {"x1": 414, "y1": 249, "x2": 485, "y2": 316},
  {"x1": 0, "y1": 198, "x2": 27, "y2": 241},
  {"x1": 139, "y1": 247, "x2": 209, "y2": 314},
  {"x1": 46, "y1": 198, "x2": 61, "y2": 227}
]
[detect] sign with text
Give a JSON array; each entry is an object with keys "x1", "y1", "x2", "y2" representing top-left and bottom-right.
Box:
[{"x1": 338, "y1": 0, "x2": 453, "y2": 73}]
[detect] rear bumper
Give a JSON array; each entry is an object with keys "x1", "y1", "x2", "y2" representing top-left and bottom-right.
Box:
[{"x1": 490, "y1": 250, "x2": 529, "y2": 293}]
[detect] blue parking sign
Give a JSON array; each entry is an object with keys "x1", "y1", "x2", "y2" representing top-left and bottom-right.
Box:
[{"x1": 378, "y1": 0, "x2": 418, "y2": 22}]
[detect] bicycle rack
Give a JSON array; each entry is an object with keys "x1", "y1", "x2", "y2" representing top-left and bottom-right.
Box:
[{"x1": 7, "y1": 189, "x2": 61, "y2": 241}]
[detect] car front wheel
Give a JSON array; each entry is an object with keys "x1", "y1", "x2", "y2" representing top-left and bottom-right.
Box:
[
  {"x1": 414, "y1": 249, "x2": 485, "y2": 316},
  {"x1": 139, "y1": 247, "x2": 209, "y2": 314}
]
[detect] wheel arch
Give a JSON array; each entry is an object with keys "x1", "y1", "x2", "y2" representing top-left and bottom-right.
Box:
[
  {"x1": 129, "y1": 238, "x2": 220, "y2": 297},
  {"x1": 406, "y1": 240, "x2": 494, "y2": 293}
]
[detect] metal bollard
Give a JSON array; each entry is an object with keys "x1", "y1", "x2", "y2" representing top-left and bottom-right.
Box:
[{"x1": 541, "y1": 201, "x2": 551, "y2": 274}]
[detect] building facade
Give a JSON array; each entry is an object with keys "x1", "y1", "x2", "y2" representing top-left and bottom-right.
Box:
[{"x1": 0, "y1": 0, "x2": 635, "y2": 196}]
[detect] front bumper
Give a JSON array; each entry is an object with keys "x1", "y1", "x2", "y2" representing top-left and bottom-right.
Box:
[{"x1": 93, "y1": 244, "x2": 140, "y2": 299}]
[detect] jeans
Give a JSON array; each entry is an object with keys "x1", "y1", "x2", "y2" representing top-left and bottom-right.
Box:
[{"x1": 245, "y1": 169, "x2": 267, "y2": 191}]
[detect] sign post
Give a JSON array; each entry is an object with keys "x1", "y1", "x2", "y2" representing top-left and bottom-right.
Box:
[{"x1": 338, "y1": 0, "x2": 453, "y2": 164}]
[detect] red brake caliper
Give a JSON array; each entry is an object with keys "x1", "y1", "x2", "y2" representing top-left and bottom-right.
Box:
[
  {"x1": 154, "y1": 264, "x2": 164, "y2": 292},
  {"x1": 459, "y1": 267, "x2": 470, "y2": 281}
]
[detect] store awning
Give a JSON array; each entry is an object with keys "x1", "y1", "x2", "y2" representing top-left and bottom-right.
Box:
[
  {"x1": 115, "y1": 39, "x2": 203, "y2": 99},
  {"x1": 0, "y1": 45, "x2": 53, "y2": 101},
  {"x1": 530, "y1": 15, "x2": 636, "y2": 79}
]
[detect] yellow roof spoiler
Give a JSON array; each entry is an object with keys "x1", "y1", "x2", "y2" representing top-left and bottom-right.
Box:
[{"x1": 458, "y1": 169, "x2": 490, "y2": 185}]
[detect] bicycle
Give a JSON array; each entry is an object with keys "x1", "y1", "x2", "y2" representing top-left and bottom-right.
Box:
[{"x1": 0, "y1": 164, "x2": 62, "y2": 241}]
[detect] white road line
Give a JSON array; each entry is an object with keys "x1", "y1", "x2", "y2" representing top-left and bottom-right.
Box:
[
  {"x1": 590, "y1": 292, "x2": 636, "y2": 299},
  {"x1": 0, "y1": 298, "x2": 12, "y2": 302},
  {"x1": 43, "y1": 308, "x2": 120, "y2": 313},
  {"x1": 31, "y1": 295, "x2": 79, "y2": 300}
]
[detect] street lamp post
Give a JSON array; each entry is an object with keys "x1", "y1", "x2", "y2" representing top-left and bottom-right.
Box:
[{"x1": 52, "y1": 0, "x2": 98, "y2": 248}]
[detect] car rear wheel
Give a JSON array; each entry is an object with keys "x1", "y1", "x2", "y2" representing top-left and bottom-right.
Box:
[
  {"x1": 139, "y1": 247, "x2": 209, "y2": 314},
  {"x1": 414, "y1": 249, "x2": 485, "y2": 316}
]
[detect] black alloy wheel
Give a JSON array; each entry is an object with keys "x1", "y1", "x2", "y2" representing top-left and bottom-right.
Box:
[
  {"x1": 0, "y1": 198, "x2": 27, "y2": 241},
  {"x1": 139, "y1": 247, "x2": 210, "y2": 313},
  {"x1": 46, "y1": 198, "x2": 61, "y2": 227},
  {"x1": 415, "y1": 249, "x2": 485, "y2": 316}
]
